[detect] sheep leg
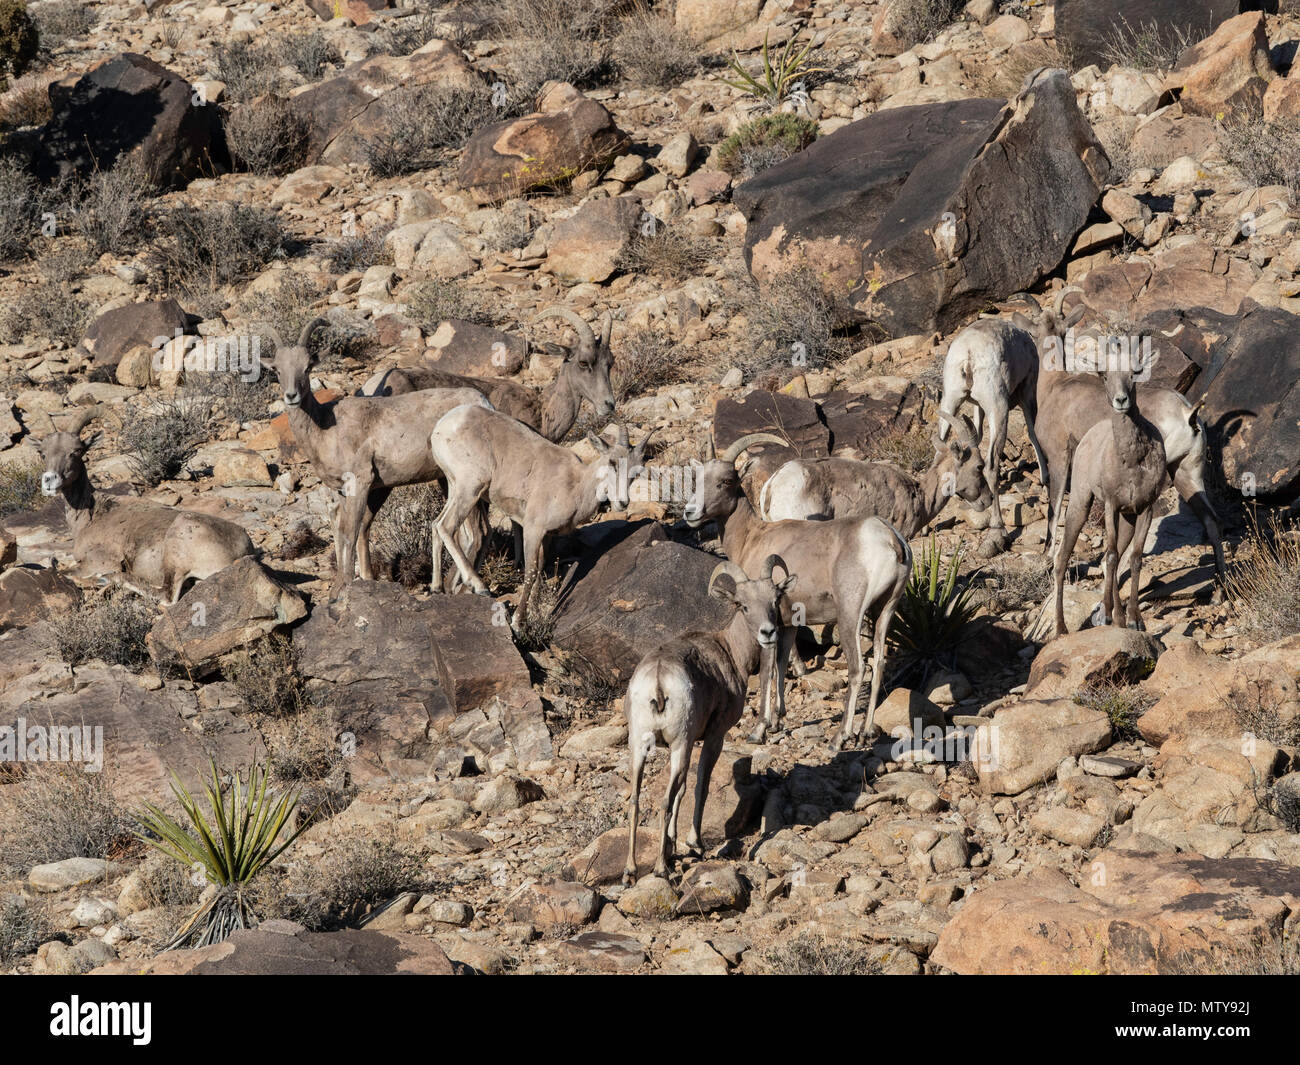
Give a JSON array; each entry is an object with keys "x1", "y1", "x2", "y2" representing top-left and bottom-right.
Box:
[
  {"x1": 1020, "y1": 391, "x2": 1049, "y2": 496},
  {"x1": 752, "y1": 643, "x2": 774, "y2": 745},
  {"x1": 1172, "y1": 464, "x2": 1226, "y2": 602},
  {"x1": 432, "y1": 479, "x2": 489, "y2": 595},
  {"x1": 655, "y1": 742, "x2": 690, "y2": 878},
  {"x1": 1046, "y1": 453, "x2": 1071, "y2": 564},
  {"x1": 977, "y1": 404, "x2": 1010, "y2": 558},
  {"x1": 686, "y1": 725, "x2": 727, "y2": 857},
  {"x1": 356, "y1": 486, "x2": 391, "y2": 582},
  {"x1": 861, "y1": 582, "x2": 905, "y2": 741},
  {"x1": 1125, "y1": 508, "x2": 1153, "y2": 631},
  {"x1": 1101, "y1": 501, "x2": 1121, "y2": 626},
  {"x1": 511, "y1": 531, "x2": 545, "y2": 634},
  {"x1": 623, "y1": 731, "x2": 649, "y2": 886},
  {"x1": 1053, "y1": 480, "x2": 1092, "y2": 637},
  {"x1": 833, "y1": 601, "x2": 866, "y2": 750},
  {"x1": 512, "y1": 521, "x2": 524, "y2": 569},
  {"x1": 667, "y1": 741, "x2": 692, "y2": 865},
  {"x1": 331, "y1": 486, "x2": 369, "y2": 598}
]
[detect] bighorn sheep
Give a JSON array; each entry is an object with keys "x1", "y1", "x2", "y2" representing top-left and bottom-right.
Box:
[
  {"x1": 623, "y1": 555, "x2": 796, "y2": 884},
  {"x1": 1035, "y1": 288, "x2": 1226, "y2": 597},
  {"x1": 360, "y1": 308, "x2": 616, "y2": 442},
  {"x1": 1053, "y1": 368, "x2": 1167, "y2": 637},
  {"x1": 429, "y1": 405, "x2": 653, "y2": 633},
  {"x1": 36, "y1": 407, "x2": 255, "y2": 602},
  {"x1": 685, "y1": 434, "x2": 913, "y2": 748},
  {"x1": 759, "y1": 411, "x2": 992, "y2": 534},
  {"x1": 938, "y1": 290, "x2": 1084, "y2": 557},
  {"x1": 269, "y1": 318, "x2": 493, "y2": 596}
]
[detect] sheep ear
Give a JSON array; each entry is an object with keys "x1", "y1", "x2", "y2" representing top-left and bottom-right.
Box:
[
  {"x1": 1010, "y1": 312, "x2": 1035, "y2": 332},
  {"x1": 1064, "y1": 305, "x2": 1086, "y2": 328},
  {"x1": 777, "y1": 573, "x2": 797, "y2": 595},
  {"x1": 77, "y1": 432, "x2": 102, "y2": 454},
  {"x1": 709, "y1": 573, "x2": 738, "y2": 603},
  {"x1": 586, "y1": 432, "x2": 610, "y2": 454}
]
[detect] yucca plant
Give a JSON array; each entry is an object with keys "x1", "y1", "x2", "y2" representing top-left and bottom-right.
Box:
[
  {"x1": 135, "y1": 759, "x2": 308, "y2": 950},
  {"x1": 889, "y1": 535, "x2": 978, "y2": 683},
  {"x1": 722, "y1": 28, "x2": 826, "y2": 109}
]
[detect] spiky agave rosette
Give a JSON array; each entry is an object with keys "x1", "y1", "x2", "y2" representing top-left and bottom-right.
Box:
[{"x1": 135, "y1": 758, "x2": 308, "y2": 951}]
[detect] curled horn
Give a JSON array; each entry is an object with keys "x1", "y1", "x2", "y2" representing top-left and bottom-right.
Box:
[
  {"x1": 935, "y1": 409, "x2": 976, "y2": 448},
  {"x1": 704, "y1": 435, "x2": 716, "y2": 461},
  {"x1": 1007, "y1": 291, "x2": 1042, "y2": 313},
  {"x1": 59, "y1": 403, "x2": 104, "y2": 436},
  {"x1": 298, "y1": 317, "x2": 329, "y2": 350},
  {"x1": 1052, "y1": 285, "x2": 1084, "y2": 319},
  {"x1": 708, "y1": 560, "x2": 749, "y2": 595},
  {"x1": 761, "y1": 553, "x2": 789, "y2": 582},
  {"x1": 536, "y1": 307, "x2": 595, "y2": 359},
  {"x1": 719, "y1": 432, "x2": 788, "y2": 464},
  {"x1": 615, "y1": 422, "x2": 629, "y2": 448},
  {"x1": 599, "y1": 310, "x2": 613, "y2": 349}
]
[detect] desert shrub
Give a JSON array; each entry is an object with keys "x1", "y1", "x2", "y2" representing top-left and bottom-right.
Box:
[
  {"x1": 364, "y1": 82, "x2": 499, "y2": 177},
  {"x1": 31, "y1": 0, "x2": 95, "y2": 49},
  {"x1": 722, "y1": 27, "x2": 826, "y2": 109},
  {"x1": 225, "y1": 95, "x2": 312, "y2": 176},
  {"x1": 887, "y1": 0, "x2": 959, "y2": 50},
  {"x1": 282, "y1": 519, "x2": 329, "y2": 559},
  {"x1": 862, "y1": 422, "x2": 934, "y2": 475},
  {"x1": 890, "y1": 534, "x2": 977, "y2": 683},
  {"x1": 0, "y1": 457, "x2": 41, "y2": 514},
  {"x1": 121, "y1": 394, "x2": 211, "y2": 486},
  {"x1": 227, "y1": 634, "x2": 310, "y2": 718},
  {"x1": 35, "y1": 240, "x2": 92, "y2": 283},
  {"x1": 985, "y1": 553, "x2": 1053, "y2": 612},
  {"x1": 148, "y1": 203, "x2": 287, "y2": 296},
  {"x1": 614, "y1": 6, "x2": 699, "y2": 88},
  {"x1": 268, "y1": 834, "x2": 426, "y2": 931},
  {"x1": 377, "y1": 1, "x2": 481, "y2": 56},
  {"x1": 261, "y1": 704, "x2": 341, "y2": 784},
  {"x1": 499, "y1": 0, "x2": 619, "y2": 96},
  {"x1": 735, "y1": 265, "x2": 852, "y2": 376},
  {"x1": 0, "y1": 763, "x2": 134, "y2": 872},
  {"x1": 617, "y1": 223, "x2": 711, "y2": 282},
  {"x1": 319, "y1": 224, "x2": 392, "y2": 273},
  {"x1": 479, "y1": 203, "x2": 536, "y2": 253},
  {"x1": 1098, "y1": 17, "x2": 1196, "y2": 72},
  {"x1": 315, "y1": 310, "x2": 376, "y2": 365},
  {"x1": 214, "y1": 37, "x2": 282, "y2": 102},
  {"x1": 369, "y1": 482, "x2": 444, "y2": 587},
  {"x1": 0, "y1": 158, "x2": 41, "y2": 261},
  {"x1": 1227, "y1": 516, "x2": 1300, "y2": 643},
  {"x1": 0, "y1": 284, "x2": 91, "y2": 346},
  {"x1": 551, "y1": 647, "x2": 620, "y2": 712},
  {"x1": 613, "y1": 328, "x2": 689, "y2": 399},
  {"x1": 0, "y1": 896, "x2": 52, "y2": 962},
  {"x1": 405, "y1": 277, "x2": 495, "y2": 328},
  {"x1": 1219, "y1": 114, "x2": 1300, "y2": 204},
  {"x1": 238, "y1": 273, "x2": 323, "y2": 344},
  {"x1": 49, "y1": 589, "x2": 155, "y2": 669},
  {"x1": 189, "y1": 369, "x2": 275, "y2": 426},
  {"x1": 158, "y1": 19, "x2": 184, "y2": 49},
  {"x1": 131, "y1": 853, "x2": 202, "y2": 910},
  {"x1": 66, "y1": 156, "x2": 152, "y2": 257},
  {"x1": 968, "y1": 38, "x2": 1061, "y2": 98},
  {"x1": 717, "y1": 113, "x2": 818, "y2": 180},
  {"x1": 0, "y1": 0, "x2": 38, "y2": 87},
  {"x1": 760, "y1": 933, "x2": 884, "y2": 975},
  {"x1": 1074, "y1": 682, "x2": 1154, "y2": 742},
  {"x1": 274, "y1": 30, "x2": 339, "y2": 81},
  {"x1": 1228, "y1": 678, "x2": 1300, "y2": 749},
  {"x1": 0, "y1": 73, "x2": 48, "y2": 125}
]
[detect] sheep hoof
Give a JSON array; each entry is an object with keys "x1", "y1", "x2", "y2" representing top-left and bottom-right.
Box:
[
  {"x1": 977, "y1": 531, "x2": 1008, "y2": 559},
  {"x1": 621, "y1": 870, "x2": 636, "y2": 887}
]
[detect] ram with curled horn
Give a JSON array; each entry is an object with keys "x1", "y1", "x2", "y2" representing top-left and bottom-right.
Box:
[
  {"x1": 683, "y1": 432, "x2": 912, "y2": 749},
  {"x1": 622, "y1": 553, "x2": 797, "y2": 883},
  {"x1": 34, "y1": 404, "x2": 257, "y2": 602}
]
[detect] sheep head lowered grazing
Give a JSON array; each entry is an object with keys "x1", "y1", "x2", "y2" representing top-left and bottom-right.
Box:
[
  {"x1": 268, "y1": 316, "x2": 494, "y2": 598},
  {"x1": 356, "y1": 306, "x2": 616, "y2": 444},
  {"x1": 623, "y1": 555, "x2": 796, "y2": 884},
  {"x1": 429, "y1": 405, "x2": 653, "y2": 633},
  {"x1": 759, "y1": 410, "x2": 991, "y2": 536},
  {"x1": 36, "y1": 405, "x2": 256, "y2": 602},
  {"x1": 685, "y1": 433, "x2": 912, "y2": 749}
]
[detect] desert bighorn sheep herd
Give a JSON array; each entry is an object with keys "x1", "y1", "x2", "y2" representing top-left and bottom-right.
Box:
[{"x1": 30, "y1": 283, "x2": 1230, "y2": 882}]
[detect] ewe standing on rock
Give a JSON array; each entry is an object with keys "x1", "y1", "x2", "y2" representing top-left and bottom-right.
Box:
[
  {"x1": 623, "y1": 557, "x2": 796, "y2": 884},
  {"x1": 269, "y1": 318, "x2": 492, "y2": 597},
  {"x1": 36, "y1": 407, "x2": 255, "y2": 603},
  {"x1": 1053, "y1": 368, "x2": 1167, "y2": 636}
]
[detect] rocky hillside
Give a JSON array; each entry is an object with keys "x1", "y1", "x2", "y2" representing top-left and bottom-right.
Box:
[{"x1": 1, "y1": 0, "x2": 1300, "y2": 976}]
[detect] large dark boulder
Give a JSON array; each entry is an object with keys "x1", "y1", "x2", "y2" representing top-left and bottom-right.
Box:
[
  {"x1": 33, "y1": 54, "x2": 228, "y2": 188},
  {"x1": 81, "y1": 298, "x2": 194, "y2": 370},
  {"x1": 1055, "y1": 0, "x2": 1273, "y2": 72},
  {"x1": 552, "y1": 523, "x2": 732, "y2": 679},
  {"x1": 1197, "y1": 301, "x2": 1300, "y2": 503},
  {"x1": 285, "y1": 39, "x2": 477, "y2": 165},
  {"x1": 734, "y1": 69, "x2": 1109, "y2": 338}
]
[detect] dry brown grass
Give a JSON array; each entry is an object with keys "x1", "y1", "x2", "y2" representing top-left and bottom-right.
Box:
[{"x1": 1227, "y1": 515, "x2": 1300, "y2": 644}]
